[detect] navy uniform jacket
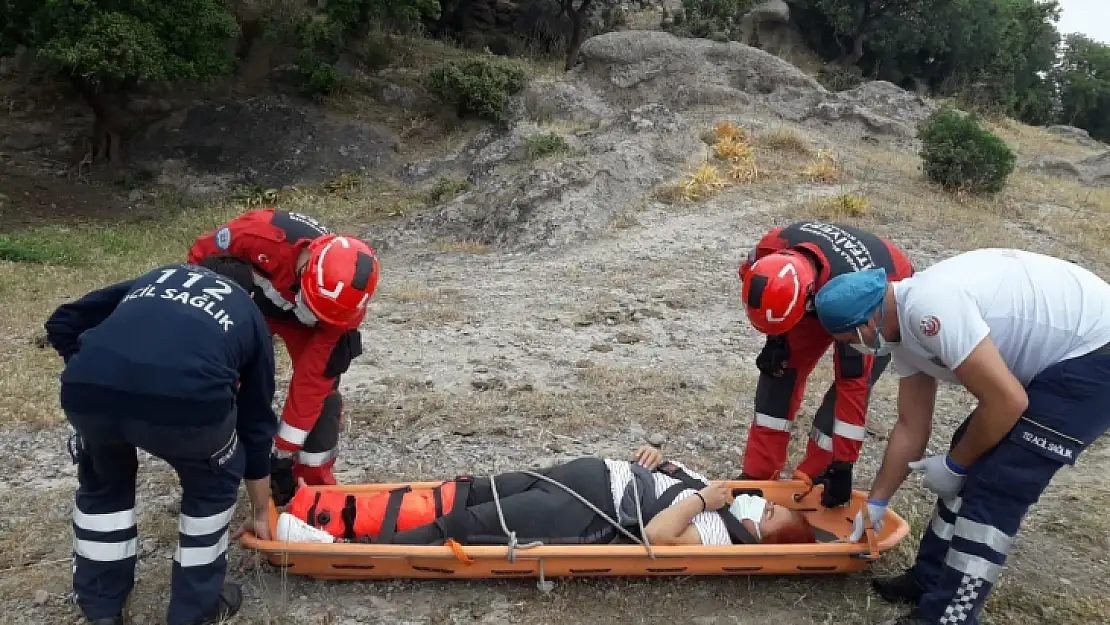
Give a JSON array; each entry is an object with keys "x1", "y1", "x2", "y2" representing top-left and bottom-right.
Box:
[{"x1": 44, "y1": 263, "x2": 278, "y2": 480}]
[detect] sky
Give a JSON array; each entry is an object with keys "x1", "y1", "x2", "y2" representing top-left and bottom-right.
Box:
[{"x1": 1057, "y1": 0, "x2": 1110, "y2": 45}]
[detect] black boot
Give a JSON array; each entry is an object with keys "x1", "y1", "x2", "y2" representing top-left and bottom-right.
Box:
[
  {"x1": 872, "y1": 568, "x2": 926, "y2": 604},
  {"x1": 88, "y1": 618, "x2": 124, "y2": 625},
  {"x1": 187, "y1": 583, "x2": 243, "y2": 625},
  {"x1": 270, "y1": 455, "x2": 296, "y2": 506}
]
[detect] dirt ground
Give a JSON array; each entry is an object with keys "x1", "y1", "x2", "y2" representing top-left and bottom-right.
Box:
[
  {"x1": 3, "y1": 158, "x2": 1110, "y2": 625},
  {"x1": 3, "y1": 37, "x2": 1110, "y2": 625}
]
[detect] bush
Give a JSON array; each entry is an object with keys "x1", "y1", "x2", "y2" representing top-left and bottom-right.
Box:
[
  {"x1": 423, "y1": 57, "x2": 529, "y2": 127},
  {"x1": 917, "y1": 107, "x2": 1016, "y2": 195},
  {"x1": 664, "y1": 0, "x2": 758, "y2": 42}
]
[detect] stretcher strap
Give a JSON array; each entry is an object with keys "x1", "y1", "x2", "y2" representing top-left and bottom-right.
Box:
[
  {"x1": 792, "y1": 470, "x2": 815, "y2": 503},
  {"x1": 376, "y1": 487, "x2": 411, "y2": 544},
  {"x1": 445, "y1": 538, "x2": 474, "y2": 565}
]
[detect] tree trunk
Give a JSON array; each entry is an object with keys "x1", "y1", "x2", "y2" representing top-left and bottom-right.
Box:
[
  {"x1": 563, "y1": 0, "x2": 594, "y2": 71},
  {"x1": 838, "y1": 16, "x2": 872, "y2": 67},
  {"x1": 69, "y1": 76, "x2": 130, "y2": 168}
]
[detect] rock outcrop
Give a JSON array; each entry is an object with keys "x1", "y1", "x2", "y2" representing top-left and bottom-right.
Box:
[{"x1": 378, "y1": 30, "x2": 939, "y2": 252}]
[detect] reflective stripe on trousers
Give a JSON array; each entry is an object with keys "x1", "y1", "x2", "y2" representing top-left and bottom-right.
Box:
[{"x1": 72, "y1": 444, "x2": 140, "y2": 621}]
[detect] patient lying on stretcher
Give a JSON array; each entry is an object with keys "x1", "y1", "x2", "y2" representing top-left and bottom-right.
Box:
[{"x1": 279, "y1": 445, "x2": 817, "y2": 547}]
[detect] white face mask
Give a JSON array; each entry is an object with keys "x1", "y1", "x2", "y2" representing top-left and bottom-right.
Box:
[
  {"x1": 850, "y1": 299, "x2": 898, "y2": 357},
  {"x1": 852, "y1": 326, "x2": 899, "y2": 357},
  {"x1": 729, "y1": 495, "x2": 766, "y2": 540}
]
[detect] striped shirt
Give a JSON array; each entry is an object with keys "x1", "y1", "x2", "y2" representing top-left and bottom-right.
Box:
[{"x1": 603, "y1": 459, "x2": 732, "y2": 545}]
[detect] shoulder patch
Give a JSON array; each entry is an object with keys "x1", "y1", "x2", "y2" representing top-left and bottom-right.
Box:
[
  {"x1": 919, "y1": 315, "x2": 940, "y2": 337},
  {"x1": 215, "y1": 227, "x2": 232, "y2": 250}
]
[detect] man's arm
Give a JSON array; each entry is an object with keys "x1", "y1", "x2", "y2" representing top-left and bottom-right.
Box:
[
  {"x1": 43, "y1": 279, "x2": 135, "y2": 361},
  {"x1": 237, "y1": 314, "x2": 279, "y2": 514},
  {"x1": 867, "y1": 372, "x2": 938, "y2": 501},
  {"x1": 947, "y1": 338, "x2": 1028, "y2": 468},
  {"x1": 186, "y1": 209, "x2": 270, "y2": 266}
]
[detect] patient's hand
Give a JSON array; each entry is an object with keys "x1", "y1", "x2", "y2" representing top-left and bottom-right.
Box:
[
  {"x1": 633, "y1": 444, "x2": 664, "y2": 469},
  {"x1": 699, "y1": 482, "x2": 731, "y2": 511}
]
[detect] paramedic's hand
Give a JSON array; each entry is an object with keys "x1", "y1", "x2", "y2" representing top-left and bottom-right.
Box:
[
  {"x1": 232, "y1": 510, "x2": 272, "y2": 542},
  {"x1": 700, "y1": 482, "x2": 731, "y2": 511},
  {"x1": 633, "y1": 444, "x2": 664, "y2": 469},
  {"x1": 908, "y1": 454, "x2": 966, "y2": 502},
  {"x1": 848, "y1": 499, "x2": 887, "y2": 543}
]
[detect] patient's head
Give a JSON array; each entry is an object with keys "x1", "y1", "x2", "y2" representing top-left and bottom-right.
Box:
[
  {"x1": 758, "y1": 503, "x2": 817, "y2": 544},
  {"x1": 729, "y1": 494, "x2": 817, "y2": 544}
]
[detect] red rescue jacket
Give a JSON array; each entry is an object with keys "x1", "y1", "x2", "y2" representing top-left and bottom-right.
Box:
[{"x1": 187, "y1": 209, "x2": 365, "y2": 452}]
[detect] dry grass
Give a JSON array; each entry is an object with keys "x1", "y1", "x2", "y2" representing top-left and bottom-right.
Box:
[
  {"x1": 984, "y1": 117, "x2": 1105, "y2": 162},
  {"x1": 0, "y1": 175, "x2": 424, "y2": 428},
  {"x1": 797, "y1": 192, "x2": 870, "y2": 221},
  {"x1": 754, "y1": 125, "x2": 816, "y2": 156},
  {"x1": 803, "y1": 149, "x2": 842, "y2": 183}
]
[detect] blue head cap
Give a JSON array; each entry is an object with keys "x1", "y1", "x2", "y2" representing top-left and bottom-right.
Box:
[{"x1": 814, "y1": 268, "x2": 889, "y2": 334}]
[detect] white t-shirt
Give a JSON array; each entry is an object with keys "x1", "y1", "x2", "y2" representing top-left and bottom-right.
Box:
[
  {"x1": 889, "y1": 248, "x2": 1110, "y2": 385},
  {"x1": 604, "y1": 459, "x2": 733, "y2": 545}
]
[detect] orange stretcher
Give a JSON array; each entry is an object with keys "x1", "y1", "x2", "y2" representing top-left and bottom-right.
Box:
[{"x1": 238, "y1": 478, "x2": 910, "y2": 582}]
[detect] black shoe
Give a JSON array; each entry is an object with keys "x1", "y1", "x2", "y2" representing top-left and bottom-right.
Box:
[
  {"x1": 872, "y1": 569, "x2": 925, "y2": 605},
  {"x1": 88, "y1": 618, "x2": 124, "y2": 625},
  {"x1": 187, "y1": 583, "x2": 243, "y2": 625}
]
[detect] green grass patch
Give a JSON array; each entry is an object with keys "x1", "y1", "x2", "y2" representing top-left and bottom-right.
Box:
[{"x1": 526, "y1": 132, "x2": 570, "y2": 159}]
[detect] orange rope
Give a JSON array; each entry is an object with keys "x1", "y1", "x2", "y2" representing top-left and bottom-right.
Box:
[
  {"x1": 444, "y1": 538, "x2": 474, "y2": 565},
  {"x1": 792, "y1": 470, "x2": 816, "y2": 503}
]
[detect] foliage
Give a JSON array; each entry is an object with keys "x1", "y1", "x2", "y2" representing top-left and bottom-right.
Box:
[
  {"x1": 526, "y1": 133, "x2": 571, "y2": 159},
  {"x1": 917, "y1": 107, "x2": 1016, "y2": 195},
  {"x1": 1055, "y1": 34, "x2": 1110, "y2": 142},
  {"x1": 0, "y1": 0, "x2": 239, "y2": 90},
  {"x1": 423, "y1": 57, "x2": 529, "y2": 127},
  {"x1": 664, "y1": 0, "x2": 758, "y2": 42},
  {"x1": 817, "y1": 65, "x2": 864, "y2": 91},
  {"x1": 292, "y1": 0, "x2": 441, "y2": 97}
]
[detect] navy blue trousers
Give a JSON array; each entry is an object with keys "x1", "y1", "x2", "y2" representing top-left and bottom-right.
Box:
[
  {"x1": 910, "y1": 348, "x2": 1110, "y2": 624},
  {"x1": 68, "y1": 411, "x2": 244, "y2": 625}
]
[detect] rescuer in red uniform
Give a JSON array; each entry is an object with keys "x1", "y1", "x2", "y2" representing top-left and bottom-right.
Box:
[
  {"x1": 736, "y1": 220, "x2": 914, "y2": 507},
  {"x1": 188, "y1": 209, "x2": 380, "y2": 504}
]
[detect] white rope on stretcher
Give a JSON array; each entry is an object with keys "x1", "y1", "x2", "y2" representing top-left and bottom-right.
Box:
[{"x1": 486, "y1": 469, "x2": 657, "y2": 562}]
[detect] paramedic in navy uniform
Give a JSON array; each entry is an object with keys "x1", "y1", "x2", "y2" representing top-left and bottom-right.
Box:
[
  {"x1": 44, "y1": 256, "x2": 279, "y2": 625},
  {"x1": 811, "y1": 248, "x2": 1110, "y2": 625}
]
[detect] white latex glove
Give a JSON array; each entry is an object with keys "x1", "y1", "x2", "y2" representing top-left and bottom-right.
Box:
[
  {"x1": 908, "y1": 454, "x2": 966, "y2": 502},
  {"x1": 848, "y1": 499, "x2": 887, "y2": 542}
]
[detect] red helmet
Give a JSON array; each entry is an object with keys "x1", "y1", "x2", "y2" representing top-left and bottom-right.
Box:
[
  {"x1": 299, "y1": 234, "x2": 380, "y2": 326},
  {"x1": 740, "y1": 250, "x2": 817, "y2": 335}
]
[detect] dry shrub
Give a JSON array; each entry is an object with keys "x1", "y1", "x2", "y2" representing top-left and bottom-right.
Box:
[{"x1": 804, "y1": 149, "x2": 840, "y2": 183}]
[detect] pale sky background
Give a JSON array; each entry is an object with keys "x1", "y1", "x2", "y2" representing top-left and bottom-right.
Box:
[{"x1": 1057, "y1": 0, "x2": 1110, "y2": 44}]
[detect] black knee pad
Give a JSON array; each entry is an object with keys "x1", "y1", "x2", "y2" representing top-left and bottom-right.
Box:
[
  {"x1": 302, "y1": 392, "x2": 342, "y2": 453},
  {"x1": 754, "y1": 368, "x2": 798, "y2": 418},
  {"x1": 836, "y1": 342, "x2": 866, "y2": 379},
  {"x1": 324, "y1": 330, "x2": 363, "y2": 378}
]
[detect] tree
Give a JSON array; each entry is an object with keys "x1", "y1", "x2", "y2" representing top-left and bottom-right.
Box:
[
  {"x1": 1056, "y1": 33, "x2": 1110, "y2": 141},
  {"x1": 0, "y1": 0, "x2": 240, "y2": 166},
  {"x1": 562, "y1": 0, "x2": 596, "y2": 70},
  {"x1": 795, "y1": 0, "x2": 934, "y2": 67}
]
